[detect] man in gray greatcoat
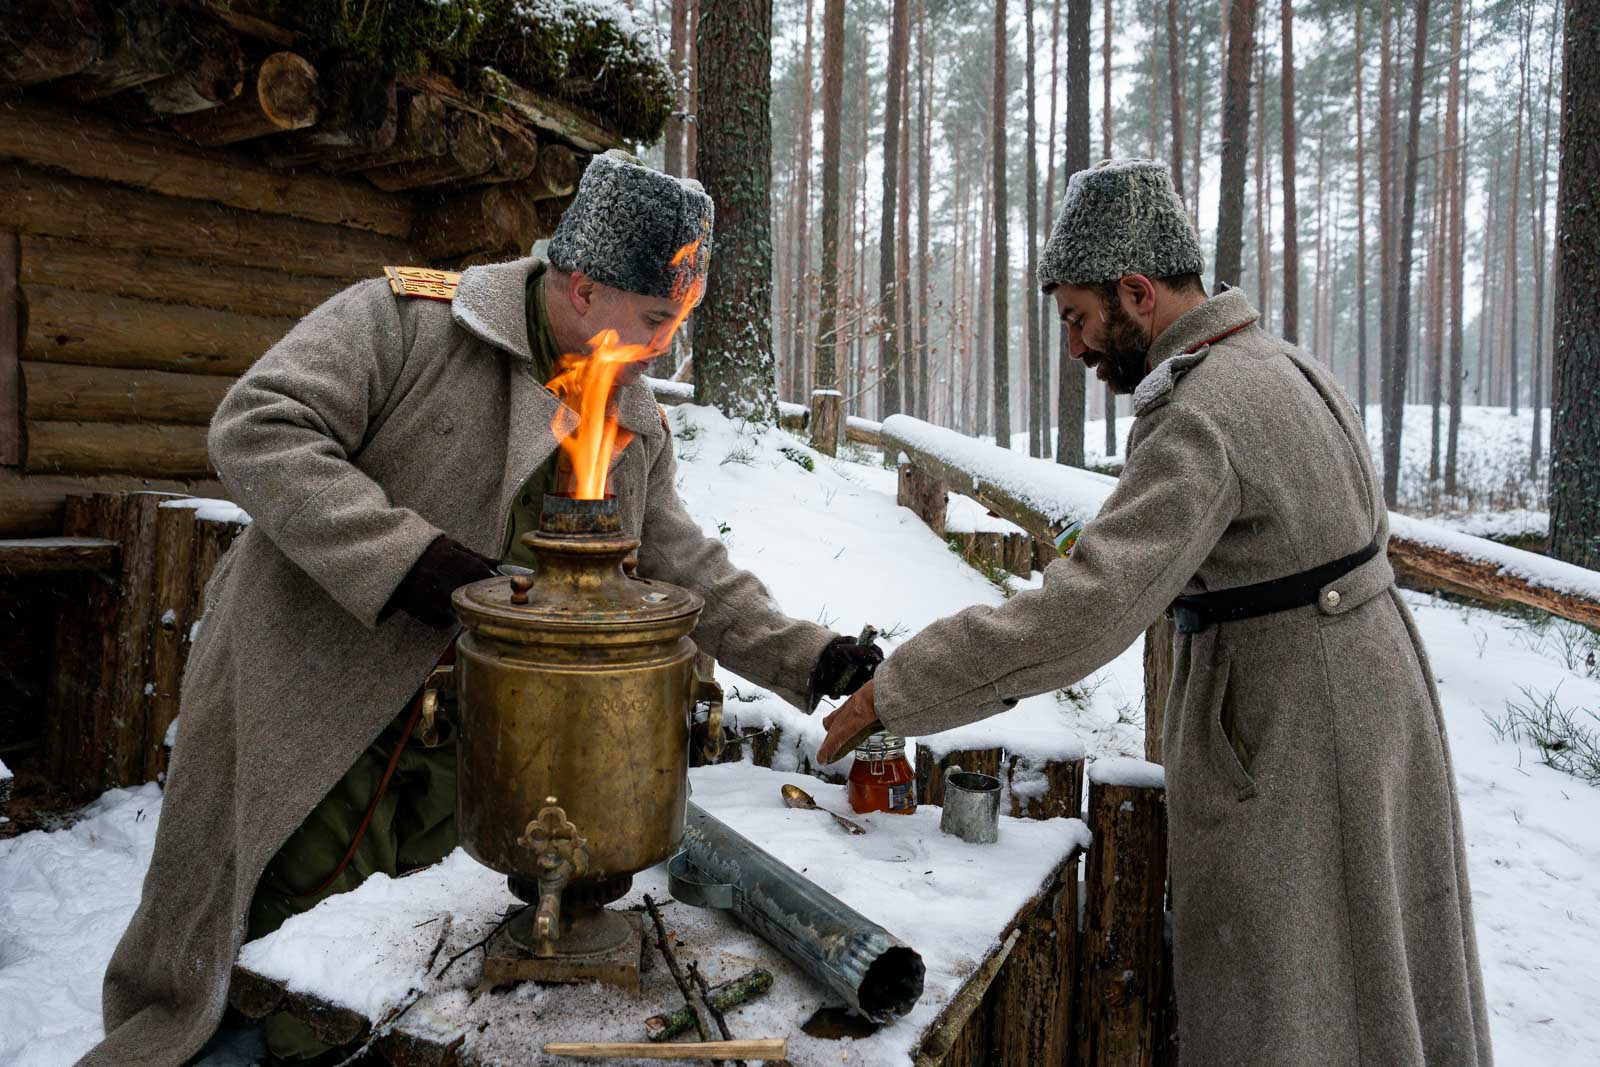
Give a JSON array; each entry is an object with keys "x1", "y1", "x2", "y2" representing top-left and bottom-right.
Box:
[
  {"x1": 819, "y1": 160, "x2": 1492, "y2": 1066},
  {"x1": 82, "y1": 152, "x2": 880, "y2": 1067}
]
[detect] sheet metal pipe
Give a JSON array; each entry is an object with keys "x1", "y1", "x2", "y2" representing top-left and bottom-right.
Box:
[{"x1": 669, "y1": 803, "x2": 925, "y2": 1022}]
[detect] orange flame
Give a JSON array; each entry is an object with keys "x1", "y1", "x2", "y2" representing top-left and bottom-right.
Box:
[{"x1": 546, "y1": 240, "x2": 706, "y2": 500}]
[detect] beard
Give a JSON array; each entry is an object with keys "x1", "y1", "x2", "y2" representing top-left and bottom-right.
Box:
[{"x1": 1080, "y1": 297, "x2": 1151, "y2": 395}]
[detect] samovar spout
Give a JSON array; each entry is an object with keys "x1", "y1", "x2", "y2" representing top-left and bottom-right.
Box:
[{"x1": 517, "y1": 797, "x2": 591, "y2": 957}]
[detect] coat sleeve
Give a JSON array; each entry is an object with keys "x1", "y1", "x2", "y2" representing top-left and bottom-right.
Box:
[
  {"x1": 874, "y1": 404, "x2": 1241, "y2": 737},
  {"x1": 208, "y1": 279, "x2": 443, "y2": 630},
  {"x1": 636, "y1": 434, "x2": 838, "y2": 712}
]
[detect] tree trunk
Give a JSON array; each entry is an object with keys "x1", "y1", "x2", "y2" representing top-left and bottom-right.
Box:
[
  {"x1": 1506, "y1": 3, "x2": 1531, "y2": 418},
  {"x1": 1354, "y1": 4, "x2": 1371, "y2": 425},
  {"x1": 916, "y1": 0, "x2": 932, "y2": 422},
  {"x1": 1214, "y1": 0, "x2": 1256, "y2": 289},
  {"x1": 1550, "y1": 0, "x2": 1600, "y2": 568},
  {"x1": 1382, "y1": 0, "x2": 1431, "y2": 507},
  {"x1": 1167, "y1": 0, "x2": 1186, "y2": 199},
  {"x1": 992, "y1": 0, "x2": 1012, "y2": 448},
  {"x1": 1102, "y1": 0, "x2": 1113, "y2": 158},
  {"x1": 1531, "y1": 4, "x2": 1558, "y2": 478},
  {"x1": 1026, "y1": 0, "x2": 1044, "y2": 458},
  {"x1": 686, "y1": 0, "x2": 700, "y2": 179},
  {"x1": 1253, "y1": 25, "x2": 1271, "y2": 333},
  {"x1": 1280, "y1": 0, "x2": 1299, "y2": 344},
  {"x1": 666, "y1": 0, "x2": 690, "y2": 176},
  {"x1": 691, "y1": 0, "x2": 777, "y2": 423},
  {"x1": 810, "y1": 0, "x2": 845, "y2": 450},
  {"x1": 788, "y1": 0, "x2": 817, "y2": 405},
  {"x1": 898, "y1": 38, "x2": 914, "y2": 420},
  {"x1": 1057, "y1": 0, "x2": 1090, "y2": 467},
  {"x1": 1446, "y1": 3, "x2": 1471, "y2": 497},
  {"x1": 877, "y1": 0, "x2": 911, "y2": 421},
  {"x1": 1378, "y1": 0, "x2": 1396, "y2": 473}
]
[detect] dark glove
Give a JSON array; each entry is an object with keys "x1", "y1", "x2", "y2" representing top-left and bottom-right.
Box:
[
  {"x1": 810, "y1": 635, "x2": 884, "y2": 700},
  {"x1": 387, "y1": 535, "x2": 498, "y2": 630}
]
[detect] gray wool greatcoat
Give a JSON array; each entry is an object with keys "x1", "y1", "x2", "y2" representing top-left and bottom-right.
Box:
[
  {"x1": 80, "y1": 257, "x2": 836, "y2": 1067},
  {"x1": 874, "y1": 288, "x2": 1492, "y2": 1066}
]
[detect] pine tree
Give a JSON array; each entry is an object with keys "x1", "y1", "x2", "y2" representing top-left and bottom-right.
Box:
[
  {"x1": 810, "y1": 0, "x2": 846, "y2": 453},
  {"x1": 1530, "y1": 2, "x2": 1558, "y2": 477},
  {"x1": 1058, "y1": 0, "x2": 1090, "y2": 467},
  {"x1": 787, "y1": 0, "x2": 817, "y2": 405},
  {"x1": 1214, "y1": 0, "x2": 1256, "y2": 289},
  {"x1": 1280, "y1": 0, "x2": 1299, "y2": 343},
  {"x1": 1026, "y1": 0, "x2": 1044, "y2": 457},
  {"x1": 1167, "y1": 0, "x2": 1186, "y2": 199},
  {"x1": 992, "y1": 0, "x2": 1012, "y2": 447},
  {"x1": 1354, "y1": 2, "x2": 1371, "y2": 424},
  {"x1": 878, "y1": 0, "x2": 912, "y2": 419}
]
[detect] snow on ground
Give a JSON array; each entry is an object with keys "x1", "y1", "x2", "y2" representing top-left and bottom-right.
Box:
[{"x1": 2, "y1": 404, "x2": 1597, "y2": 1065}]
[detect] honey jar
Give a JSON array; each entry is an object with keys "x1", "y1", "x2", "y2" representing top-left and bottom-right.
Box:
[{"x1": 846, "y1": 733, "x2": 917, "y2": 815}]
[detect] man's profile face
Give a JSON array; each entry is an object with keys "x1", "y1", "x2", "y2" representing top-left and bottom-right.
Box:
[
  {"x1": 565, "y1": 273, "x2": 692, "y2": 384},
  {"x1": 1054, "y1": 281, "x2": 1151, "y2": 395}
]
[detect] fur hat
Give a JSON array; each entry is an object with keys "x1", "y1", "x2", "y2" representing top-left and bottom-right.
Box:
[
  {"x1": 1038, "y1": 159, "x2": 1204, "y2": 289},
  {"x1": 547, "y1": 150, "x2": 714, "y2": 300}
]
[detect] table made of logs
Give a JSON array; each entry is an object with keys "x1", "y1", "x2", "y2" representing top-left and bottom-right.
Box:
[{"x1": 230, "y1": 762, "x2": 1089, "y2": 1066}]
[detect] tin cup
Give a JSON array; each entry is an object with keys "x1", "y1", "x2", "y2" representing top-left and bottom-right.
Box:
[{"x1": 938, "y1": 765, "x2": 1001, "y2": 844}]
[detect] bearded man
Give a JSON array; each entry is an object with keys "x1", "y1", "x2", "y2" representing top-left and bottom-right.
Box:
[
  {"x1": 819, "y1": 160, "x2": 1492, "y2": 1067},
  {"x1": 82, "y1": 152, "x2": 880, "y2": 1067}
]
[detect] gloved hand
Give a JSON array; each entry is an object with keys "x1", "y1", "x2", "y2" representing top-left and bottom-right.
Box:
[
  {"x1": 809, "y1": 634, "x2": 884, "y2": 701},
  {"x1": 387, "y1": 535, "x2": 498, "y2": 629}
]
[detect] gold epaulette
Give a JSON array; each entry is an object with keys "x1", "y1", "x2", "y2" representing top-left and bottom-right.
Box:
[{"x1": 384, "y1": 266, "x2": 461, "y2": 302}]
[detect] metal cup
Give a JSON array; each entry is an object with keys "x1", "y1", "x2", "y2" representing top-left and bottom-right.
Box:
[{"x1": 938, "y1": 765, "x2": 1001, "y2": 844}]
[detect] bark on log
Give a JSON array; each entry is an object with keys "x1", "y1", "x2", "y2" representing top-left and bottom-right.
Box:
[
  {"x1": 485, "y1": 122, "x2": 540, "y2": 184},
  {"x1": 169, "y1": 51, "x2": 319, "y2": 146},
  {"x1": 362, "y1": 109, "x2": 498, "y2": 192},
  {"x1": 26, "y1": 421, "x2": 212, "y2": 479},
  {"x1": 46, "y1": 495, "x2": 120, "y2": 795},
  {"x1": 810, "y1": 389, "x2": 842, "y2": 456},
  {"x1": 0, "y1": 468, "x2": 224, "y2": 538},
  {"x1": 145, "y1": 503, "x2": 196, "y2": 780},
  {"x1": 1002, "y1": 532, "x2": 1034, "y2": 577},
  {"x1": 1389, "y1": 534, "x2": 1600, "y2": 628},
  {"x1": 23, "y1": 284, "x2": 292, "y2": 376},
  {"x1": 0, "y1": 0, "x2": 99, "y2": 89},
  {"x1": 20, "y1": 235, "x2": 347, "y2": 320},
  {"x1": 266, "y1": 62, "x2": 396, "y2": 166},
  {"x1": 0, "y1": 164, "x2": 406, "y2": 280},
  {"x1": 1004, "y1": 752, "x2": 1084, "y2": 821},
  {"x1": 323, "y1": 92, "x2": 450, "y2": 173},
  {"x1": 0, "y1": 536, "x2": 118, "y2": 577},
  {"x1": 1, "y1": 232, "x2": 19, "y2": 466},
  {"x1": 413, "y1": 183, "x2": 540, "y2": 261},
  {"x1": 992, "y1": 861, "x2": 1076, "y2": 1067},
  {"x1": 108, "y1": 493, "x2": 161, "y2": 787},
  {"x1": 1082, "y1": 776, "x2": 1167, "y2": 1067},
  {"x1": 53, "y1": 0, "x2": 195, "y2": 100},
  {"x1": 137, "y1": 17, "x2": 245, "y2": 116},
  {"x1": 478, "y1": 67, "x2": 621, "y2": 152},
  {"x1": 897, "y1": 462, "x2": 948, "y2": 534},
  {"x1": 915, "y1": 746, "x2": 1005, "y2": 809},
  {"x1": 881, "y1": 432, "x2": 1080, "y2": 546},
  {"x1": 1142, "y1": 615, "x2": 1175, "y2": 763},
  {"x1": 24, "y1": 361, "x2": 235, "y2": 425},
  {"x1": 190, "y1": 512, "x2": 244, "y2": 622}
]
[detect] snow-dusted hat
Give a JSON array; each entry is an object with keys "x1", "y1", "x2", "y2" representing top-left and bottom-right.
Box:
[
  {"x1": 1038, "y1": 158, "x2": 1204, "y2": 289},
  {"x1": 547, "y1": 149, "x2": 714, "y2": 300}
]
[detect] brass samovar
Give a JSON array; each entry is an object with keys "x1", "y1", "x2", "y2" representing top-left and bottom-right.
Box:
[{"x1": 442, "y1": 494, "x2": 721, "y2": 990}]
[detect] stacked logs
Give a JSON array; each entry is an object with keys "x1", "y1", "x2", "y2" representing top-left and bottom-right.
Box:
[{"x1": 45, "y1": 492, "x2": 246, "y2": 797}]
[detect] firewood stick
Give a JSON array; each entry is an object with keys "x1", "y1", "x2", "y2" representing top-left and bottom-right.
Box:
[
  {"x1": 687, "y1": 961, "x2": 740, "y2": 1067},
  {"x1": 642, "y1": 894, "x2": 713, "y2": 1042},
  {"x1": 645, "y1": 969, "x2": 774, "y2": 1042},
  {"x1": 542, "y1": 1040, "x2": 787, "y2": 1061}
]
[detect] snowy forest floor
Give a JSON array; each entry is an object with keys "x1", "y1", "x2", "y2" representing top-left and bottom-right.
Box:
[{"x1": 3, "y1": 404, "x2": 1597, "y2": 1066}]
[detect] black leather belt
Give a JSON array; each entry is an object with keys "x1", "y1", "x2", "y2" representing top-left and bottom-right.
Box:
[{"x1": 1166, "y1": 537, "x2": 1382, "y2": 634}]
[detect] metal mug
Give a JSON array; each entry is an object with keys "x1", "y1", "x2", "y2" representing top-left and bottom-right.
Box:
[{"x1": 938, "y1": 765, "x2": 1002, "y2": 844}]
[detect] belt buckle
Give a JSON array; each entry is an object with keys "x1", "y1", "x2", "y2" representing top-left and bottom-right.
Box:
[{"x1": 1167, "y1": 603, "x2": 1207, "y2": 634}]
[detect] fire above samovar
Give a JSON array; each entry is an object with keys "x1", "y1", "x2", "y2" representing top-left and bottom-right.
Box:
[{"x1": 444, "y1": 493, "x2": 721, "y2": 990}]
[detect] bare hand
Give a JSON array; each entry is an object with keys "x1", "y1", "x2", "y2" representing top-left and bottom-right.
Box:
[{"x1": 817, "y1": 681, "x2": 882, "y2": 765}]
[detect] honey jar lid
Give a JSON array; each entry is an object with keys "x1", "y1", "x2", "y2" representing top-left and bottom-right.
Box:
[{"x1": 852, "y1": 732, "x2": 907, "y2": 760}]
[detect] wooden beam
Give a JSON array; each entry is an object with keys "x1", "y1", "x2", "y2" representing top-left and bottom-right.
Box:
[
  {"x1": 168, "y1": 52, "x2": 320, "y2": 146},
  {"x1": 20, "y1": 235, "x2": 347, "y2": 320},
  {"x1": 413, "y1": 183, "x2": 541, "y2": 261},
  {"x1": 137, "y1": 17, "x2": 245, "y2": 116},
  {"x1": 23, "y1": 362, "x2": 235, "y2": 425},
  {"x1": 25, "y1": 421, "x2": 212, "y2": 479},
  {"x1": 0, "y1": 0, "x2": 98, "y2": 89},
  {"x1": 0, "y1": 469, "x2": 225, "y2": 538},
  {"x1": 1, "y1": 233, "x2": 18, "y2": 466},
  {"x1": 1389, "y1": 532, "x2": 1600, "y2": 628},
  {"x1": 24, "y1": 285, "x2": 292, "y2": 376},
  {"x1": 0, "y1": 536, "x2": 119, "y2": 577},
  {"x1": 0, "y1": 95, "x2": 415, "y2": 239},
  {"x1": 51, "y1": 0, "x2": 195, "y2": 100},
  {"x1": 362, "y1": 108, "x2": 498, "y2": 193},
  {"x1": 478, "y1": 67, "x2": 623, "y2": 152},
  {"x1": 145, "y1": 504, "x2": 196, "y2": 780},
  {"x1": 265, "y1": 61, "x2": 397, "y2": 167}
]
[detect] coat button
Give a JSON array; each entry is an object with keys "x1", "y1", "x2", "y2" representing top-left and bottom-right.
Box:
[{"x1": 1324, "y1": 589, "x2": 1342, "y2": 607}]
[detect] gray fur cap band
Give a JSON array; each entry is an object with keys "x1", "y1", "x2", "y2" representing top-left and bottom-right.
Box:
[
  {"x1": 547, "y1": 150, "x2": 715, "y2": 300},
  {"x1": 1038, "y1": 159, "x2": 1204, "y2": 289}
]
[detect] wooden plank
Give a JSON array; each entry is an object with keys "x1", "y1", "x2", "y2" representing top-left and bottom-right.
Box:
[
  {"x1": 0, "y1": 536, "x2": 119, "y2": 577},
  {"x1": 1389, "y1": 533, "x2": 1600, "y2": 628},
  {"x1": 24, "y1": 285, "x2": 292, "y2": 376},
  {"x1": 24, "y1": 362, "x2": 235, "y2": 425},
  {"x1": 0, "y1": 0, "x2": 99, "y2": 88},
  {"x1": 478, "y1": 68, "x2": 623, "y2": 153},
  {"x1": 145, "y1": 504, "x2": 196, "y2": 781},
  {"x1": 1142, "y1": 616, "x2": 1176, "y2": 763},
  {"x1": 993, "y1": 864, "x2": 1076, "y2": 1067},
  {"x1": 168, "y1": 52, "x2": 320, "y2": 146},
  {"x1": 46, "y1": 494, "x2": 123, "y2": 797},
  {"x1": 542, "y1": 1040, "x2": 787, "y2": 1060},
  {"x1": 26, "y1": 421, "x2": 212, "y2": 479},
  {"x1": 0, "y1": 164, "x2": 416, "y2": 281},
  {"x1": 0, "y1": 469, "x2": 224, "y2": 538},
  {"x1": 106, "y1": 494, "x2": 161, "y2": 787},
  {"x1": 21, "y1": 235, "x2": 348, "y2": 320},
  {"x1": 1, "y1": 232, "x2": 17, "y2": 465},
  {"x1": 0, "y1": 94, "x2": 416, "y2": 238}
]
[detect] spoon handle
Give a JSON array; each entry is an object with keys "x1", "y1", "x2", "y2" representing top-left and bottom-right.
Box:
[{"x1": 828, "y1": 810, "x2": 867, "y2": 835}]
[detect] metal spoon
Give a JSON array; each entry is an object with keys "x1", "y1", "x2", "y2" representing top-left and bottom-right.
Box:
[{"x1": 781, "y1": 784, "x2": 867, "y2": 836}]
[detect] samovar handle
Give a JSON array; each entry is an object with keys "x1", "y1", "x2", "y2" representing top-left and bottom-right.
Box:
[
  {"x1": 692, "y1": 653, "x2": 724, "y2": 762},
  {"x1": 417, "y1": 665, "x2": 455, "y2": 748}
]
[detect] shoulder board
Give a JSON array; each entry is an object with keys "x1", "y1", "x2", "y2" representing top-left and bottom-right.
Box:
[{"x1": 384, "y1": 266, "x2": 461, "y2": 302}]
